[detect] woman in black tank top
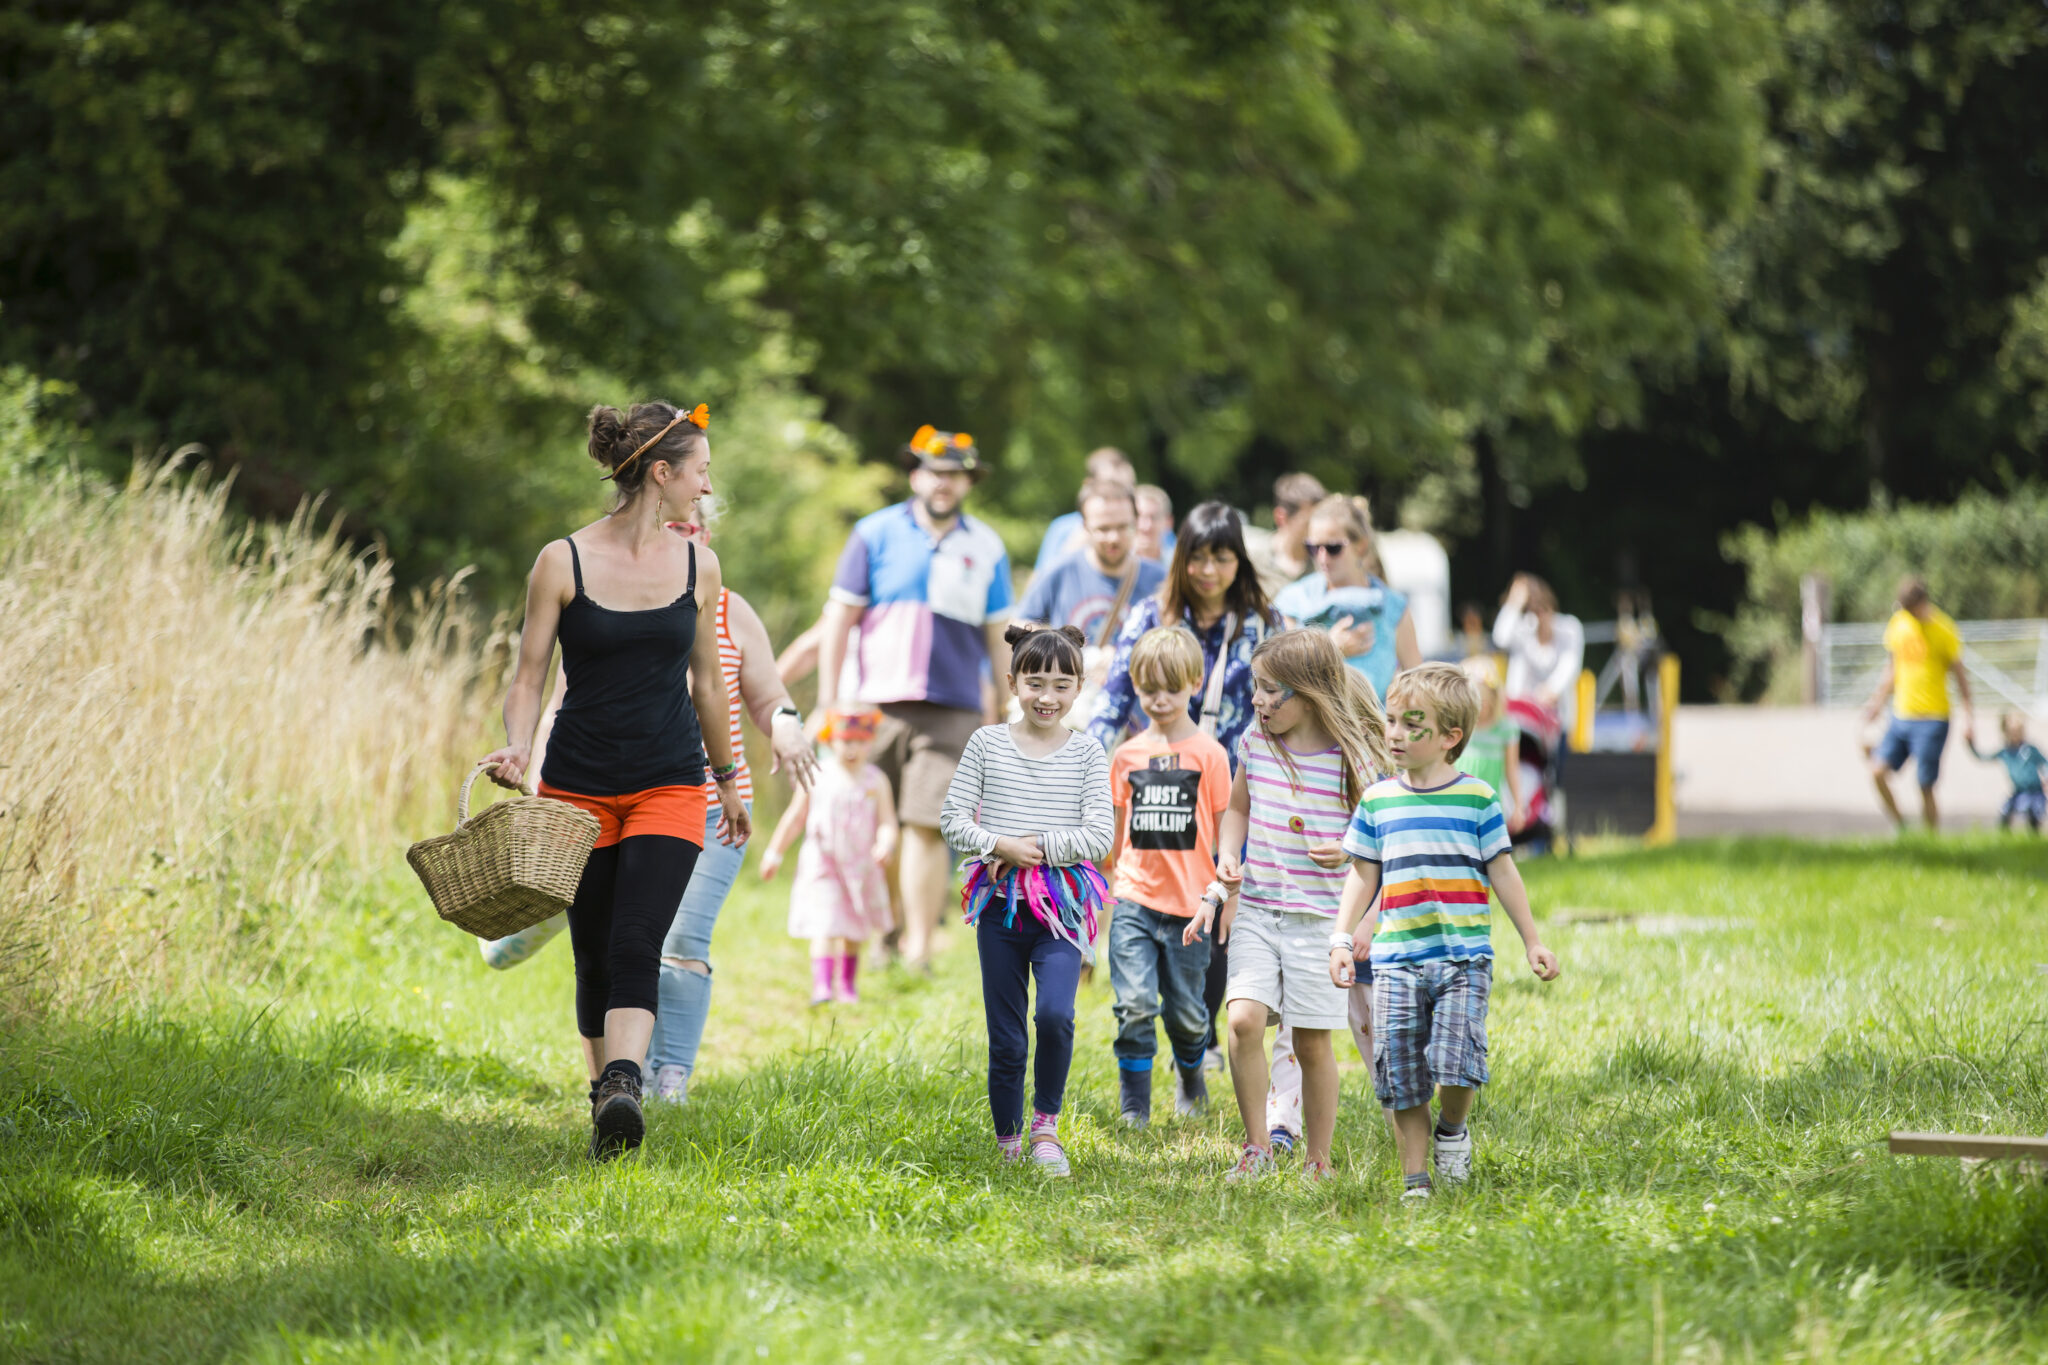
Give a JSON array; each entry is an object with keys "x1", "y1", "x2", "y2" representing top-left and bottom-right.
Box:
[{"x1": 481, "y1": 399, "x2": 749, "y2": 1160}]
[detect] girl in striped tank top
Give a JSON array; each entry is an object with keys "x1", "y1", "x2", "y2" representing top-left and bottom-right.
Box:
[{"x1": 1214, "y1": 629, "x2": 1391, "y2": 1183}]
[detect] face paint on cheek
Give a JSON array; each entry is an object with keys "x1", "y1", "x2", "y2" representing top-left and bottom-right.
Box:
[{"x1": 1401, "y1": 709, "x2": 1435, "y2": 739}]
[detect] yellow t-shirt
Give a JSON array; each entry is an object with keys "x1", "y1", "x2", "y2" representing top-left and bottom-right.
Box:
[{"x1": 1883, "y1": 608, "x2": 1962, "y2": 720}]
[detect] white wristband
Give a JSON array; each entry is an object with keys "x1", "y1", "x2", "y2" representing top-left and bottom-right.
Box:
[{"x1": 1328, "y1": 932, "x2": 1356, "y2": 951}]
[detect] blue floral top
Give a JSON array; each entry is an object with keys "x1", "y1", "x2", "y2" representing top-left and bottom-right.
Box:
[{"x1": 1086, "y1": 595, "x2": 1278, "y2": 774}]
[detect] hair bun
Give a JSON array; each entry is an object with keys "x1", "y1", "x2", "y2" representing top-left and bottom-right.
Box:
[
  {"x1": 1003, "y1": 619, "x2": 1046, "y2": 648},
  {"x1": 586, "y1": 405, "x2": 629, "y2": 470},
  {"x1": 1055, "y1": 624, "x2": 1087, "y2": 650}
]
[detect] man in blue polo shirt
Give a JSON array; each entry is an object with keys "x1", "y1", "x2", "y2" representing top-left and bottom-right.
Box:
[{"x1": 817, "y1": 425, "x2": 1014, "y2": 970}]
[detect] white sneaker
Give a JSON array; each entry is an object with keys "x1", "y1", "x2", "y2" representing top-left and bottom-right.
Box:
[
  {"x1": 1401, "y1": 1183, "x2": 1434, "y2": 1202},
  {"x1": 1225, "y1": 1144, "x2": 1273, "y2": 1184},
  {"x1": 650, "y1": 1064, "x2": 688, "y2": 1105},
  {"x1": 1203, "y1": 1046, "x2": 1226, "y2": 1073},
  {"x1": 1030, "y1": 1136, "x2": 1071, "y2": 1177},
  {"x1": 1433, "y1": 1128, "x2": 1472, "y2": 1184}
]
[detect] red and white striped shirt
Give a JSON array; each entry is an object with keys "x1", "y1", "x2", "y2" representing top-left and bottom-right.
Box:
[{"x1": 700, "y1": 588, "x2": 753, "y2": 801}]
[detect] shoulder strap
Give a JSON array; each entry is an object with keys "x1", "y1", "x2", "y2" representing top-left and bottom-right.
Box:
[
  {"x1": 686, "y1": 542, "x2": 698, "y2": 598},
  {"x1": 1096, "y1": 558, "x2": 1142, "y2": 649},
  {"x1": 564, "y1": 537, "x2": 584, "y2": 595},
  {"x1": 1197, "y1": 612, "x2": 1235, "y2": 736}
]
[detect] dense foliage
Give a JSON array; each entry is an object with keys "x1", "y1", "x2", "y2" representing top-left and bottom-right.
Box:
[{"x1": 4, "y1": 0, "x2": 2047, "y2": 677}]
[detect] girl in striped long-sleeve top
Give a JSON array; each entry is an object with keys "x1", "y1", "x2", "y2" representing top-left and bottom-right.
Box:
[{"x1": 939, "y1": 622, "x2": 1115, "y2": 1176}]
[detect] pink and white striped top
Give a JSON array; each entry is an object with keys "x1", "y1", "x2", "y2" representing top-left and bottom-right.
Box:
[
  {"x1": 1236, "y1": 727, "x2": 1353, "y2": 919},
  {"x1": 699, "y1": 588, "x2": 753, "y2": 802}
]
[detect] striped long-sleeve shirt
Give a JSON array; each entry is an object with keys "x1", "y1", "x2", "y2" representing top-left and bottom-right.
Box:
[{"x1": 939, "y1": 725, "x2": 1115, "y2": 867}]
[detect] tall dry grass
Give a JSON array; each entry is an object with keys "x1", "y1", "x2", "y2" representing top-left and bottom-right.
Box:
[{"x1": 0, "y1": 461, "x2": 497, "y2": 1013}]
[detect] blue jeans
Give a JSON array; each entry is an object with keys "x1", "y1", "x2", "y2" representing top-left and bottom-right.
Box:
[
  {"x1": 646, "y1": 801, "x2": 750, "y2": 1084},
  {"x1": 1108, "y1": 900, "x2": 1212, "y2": 1073},
  {"x1": 1876, "y1": 717, "x2": 1950, "y2": 789},
  {"x1": 976, "y1": 911, "x2": 1084, "y2": 1137}
]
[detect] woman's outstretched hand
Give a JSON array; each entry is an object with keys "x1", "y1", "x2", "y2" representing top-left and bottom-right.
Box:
[
  {"x1": 769, "y1": 712, "x2": 821, "y2": 791},
  {"x1": 479, "y1": 746, "x2": 531, "y2": 791}
]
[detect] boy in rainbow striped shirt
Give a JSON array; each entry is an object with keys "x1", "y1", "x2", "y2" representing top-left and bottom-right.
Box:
[{"x1": 1329, "y1": 662, "x2": 1560, "y2": 1200}]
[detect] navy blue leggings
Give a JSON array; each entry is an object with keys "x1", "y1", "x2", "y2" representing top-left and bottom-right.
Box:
[{"x1": 976, "y1": 913, "x2": 1084, "y2": 1137}]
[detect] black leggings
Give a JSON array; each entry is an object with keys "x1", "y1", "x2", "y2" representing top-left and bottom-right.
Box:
[
  {"x1": 567, "y1": 835, "x2": 701, "y2": 1039},
  {"x1": 1203, "y1": 940, "x2": 1228, "y2": 1051}
]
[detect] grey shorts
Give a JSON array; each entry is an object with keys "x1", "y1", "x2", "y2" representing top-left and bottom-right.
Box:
[
  {"x1": 872, "y1": 701, "x2": 982, "y2": 828},
  {"x1": 1224, "y1": 904, "x2": 1351, "y2": 1031},
  {"x1": 1372, "y1": 959, "x2": 1493, "y2": 1111}
]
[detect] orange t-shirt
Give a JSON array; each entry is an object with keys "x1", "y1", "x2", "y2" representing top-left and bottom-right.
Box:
[{"x1": 1109, "y1": 729, "x2": 1234, "y2": 917}]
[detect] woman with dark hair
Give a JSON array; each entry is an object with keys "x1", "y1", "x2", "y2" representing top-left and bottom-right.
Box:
[
  {"x1": 1086, "y1": 501, "x2": 1280, "y2": 1077},
  {"x1": 479, "y1": 400, "x2": 750, "y2": 1161},
  {"x1": 1086, "y1": 501, "x2": 1278, "y2": 764}
]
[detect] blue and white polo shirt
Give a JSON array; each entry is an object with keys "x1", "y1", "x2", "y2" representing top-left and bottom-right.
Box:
[{"x1": 829, "y1": 502, "x2": 1014, "y2": 711}]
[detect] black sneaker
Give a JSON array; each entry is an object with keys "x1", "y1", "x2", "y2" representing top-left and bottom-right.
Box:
[
  {"x1": 590, "y1": 1066, "x2": 645, "y2": 1161},
  {"x1": 1118, "y1": 1068, "x2": 1153, "y2": 1128}
]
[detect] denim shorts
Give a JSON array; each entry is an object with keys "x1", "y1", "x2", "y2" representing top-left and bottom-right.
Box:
[
  {"x1": 1372, "y1": 959, "x2": 1492, "y2": 1111},
  {"x1": 1875, "y1": 717, "x2": 1949, "y2": 789}
]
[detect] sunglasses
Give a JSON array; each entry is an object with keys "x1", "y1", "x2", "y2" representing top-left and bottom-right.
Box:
[{"x1": 1307, "y1": 542, "x2": 1349, "y2": 558}]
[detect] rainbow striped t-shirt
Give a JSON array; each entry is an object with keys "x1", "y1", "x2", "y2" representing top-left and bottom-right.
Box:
[
  {"x1": 1342, "y1": 774, "x2": 1512, "y2": 965},
  {"x1": 1237, "y1": 729, "x2": 1356, "y2": 919}
]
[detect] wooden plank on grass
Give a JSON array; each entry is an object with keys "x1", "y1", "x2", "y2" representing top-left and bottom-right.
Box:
[{"x1": 1889, "y1": 1132, "x2": 2048, "y2": 1161}]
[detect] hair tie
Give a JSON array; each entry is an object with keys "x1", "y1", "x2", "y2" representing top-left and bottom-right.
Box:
[{"x1": 603, "y1": 403, "x2": 709, "y2": 483}]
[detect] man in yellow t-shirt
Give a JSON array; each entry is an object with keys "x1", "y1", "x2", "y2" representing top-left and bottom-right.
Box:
[{"x1": 1861, "y1": 576, "x2": 1974, "y2": 831}]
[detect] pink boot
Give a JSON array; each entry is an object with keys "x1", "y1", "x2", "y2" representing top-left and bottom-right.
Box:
[
  {"x1": 834, "y1": 953, "x2": 860, "y2": 1003},
  {"x1": 810, "y1": 956, "x2": 834, "y2": 1006}
]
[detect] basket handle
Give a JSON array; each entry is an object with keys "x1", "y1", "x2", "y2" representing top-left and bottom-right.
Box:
[{"x1": 460, "y1": 762, "x2": 535, "y2": 823}]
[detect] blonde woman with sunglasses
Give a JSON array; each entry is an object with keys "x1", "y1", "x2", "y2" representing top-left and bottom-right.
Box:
[{"x1": 1272, "y1": 494, "x2": 1422, "y2": 702}]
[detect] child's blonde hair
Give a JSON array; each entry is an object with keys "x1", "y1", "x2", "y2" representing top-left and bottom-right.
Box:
[
  {"x1": 1458, "y1": 655, "x2": 1503, "y2": 706},
  {"x1": 2002, "y1": 710, "x2": 2029, "y2": 742},
  {"x1": 1129, "y1": 626, "x2": 1204, "y2": 693},
  {"x1": 1249, "y1": 628, "x2": 1391, "y2": 805},
  {"x1": 1386, "y1": 662, "x2": 1481, "y2": 762}
]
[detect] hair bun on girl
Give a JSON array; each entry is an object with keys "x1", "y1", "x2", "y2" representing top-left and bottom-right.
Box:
[{"x1": 1003, "y1": 621, "x2": 1087, "y2": 650}]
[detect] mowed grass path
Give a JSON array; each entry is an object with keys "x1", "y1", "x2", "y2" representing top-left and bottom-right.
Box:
[{"x1": 4, "y1": 837, "x2": 2046, "y2": 1362}]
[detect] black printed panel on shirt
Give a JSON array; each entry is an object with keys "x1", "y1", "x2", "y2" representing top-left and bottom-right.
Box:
[{"x1": 1125, "y1": 765, "x2": 1202, "y2": 851}]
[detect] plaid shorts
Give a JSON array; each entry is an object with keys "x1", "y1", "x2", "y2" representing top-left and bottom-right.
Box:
[{"x1": 1371, "y1": 959, "x2": 1493, "y2": 1110}]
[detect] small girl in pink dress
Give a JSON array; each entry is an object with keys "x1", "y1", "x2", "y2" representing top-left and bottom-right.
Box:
[{"x1": 760, "y1": 708, "x2": 898, "y2": 1004}]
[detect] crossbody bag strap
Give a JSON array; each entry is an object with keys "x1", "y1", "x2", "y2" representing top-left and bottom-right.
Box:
[
  {"x1": 1197, "y1": 612, "x2": 1236, "y2": 737},
  {"x1": 1095, "y1": 558, "x2": 1142, "y2": 649}
]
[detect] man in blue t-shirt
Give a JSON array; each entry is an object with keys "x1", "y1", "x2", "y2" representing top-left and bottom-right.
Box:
[
  {"x1": 1031, "y1": 446, "x2": 1174, "y2": 575},
  {"x1": 1018, "y1": 480, "x2": 1165, "y2": 645},
  {"x1": 817, "y1": 425, "x2": 1014, "y2": 970}
]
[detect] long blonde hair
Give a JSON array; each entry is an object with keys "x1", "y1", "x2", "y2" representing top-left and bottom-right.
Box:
[{"x1": 1250, "y1": 629, "x2": 1392, "y2": 806}]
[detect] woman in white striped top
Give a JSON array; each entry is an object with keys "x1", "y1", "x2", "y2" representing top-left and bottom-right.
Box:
[{"x1": 940, "y1": 622, "x2": 1114, "y2": 1177}]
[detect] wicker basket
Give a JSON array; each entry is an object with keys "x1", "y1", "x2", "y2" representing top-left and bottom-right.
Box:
[{"x1": 406, "y1": 765, "x2": 601, "y2": 939}]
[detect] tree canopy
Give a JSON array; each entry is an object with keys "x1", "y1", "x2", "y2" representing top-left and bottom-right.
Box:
[{"x1": 4, "y1": 0, "x2": 2046, "y2": 691}]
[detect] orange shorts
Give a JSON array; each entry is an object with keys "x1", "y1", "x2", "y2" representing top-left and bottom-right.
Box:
[{"x1": 537, "y1": 782, "x2": 707, "y2": 850}]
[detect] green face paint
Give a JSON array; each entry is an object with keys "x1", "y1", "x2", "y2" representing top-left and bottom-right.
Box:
[{"x1": 1399, "y1": 708, "x2": 1435, "y2": 740}]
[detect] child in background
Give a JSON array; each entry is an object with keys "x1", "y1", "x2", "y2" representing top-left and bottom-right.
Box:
[
  {"x1": 1456, "y1": 656, "x2": 1525, "y2": 833},
  {"x1": 1208, "y1": 629, "x2": 1392, "y2": 1183},
  {"x1": 940, "y1": 624, "x2": 1115, "y2": 1176},
  {"x1": 1105, "y1": 626, "x2": 1235, "y2": 1127},
  {"x1": 761, "y1": 708, "x2": 897, "y2": 1005},
  {"x1": 1970, "y1": 712, "x2": 2047, "y2": 833},
  {"x1": 1332, "y1": 662, "x2": 1560, "y2": 1201}
]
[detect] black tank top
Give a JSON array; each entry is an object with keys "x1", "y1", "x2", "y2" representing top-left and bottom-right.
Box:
[{"x1": 540, "y1": 537, "x2": 706, "y2": 796}]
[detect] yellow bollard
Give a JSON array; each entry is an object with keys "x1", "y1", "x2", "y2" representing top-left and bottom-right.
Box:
[
  {"x1": 1647, "y1": 654, "x2": 1680, "y2": 846},
  {"x1": 1571, "y1": 670, "x2": 1595, "y2": 754}
]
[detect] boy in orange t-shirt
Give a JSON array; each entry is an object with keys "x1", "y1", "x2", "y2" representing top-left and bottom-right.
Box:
[{"x1": 1106, "y1": 626, "x2": 1235, "y2": 1127}]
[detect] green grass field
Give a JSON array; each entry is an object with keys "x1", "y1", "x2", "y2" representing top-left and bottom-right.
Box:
[{"x1": 4, "y1": 836, "x2": 2046, "y2": 1363}]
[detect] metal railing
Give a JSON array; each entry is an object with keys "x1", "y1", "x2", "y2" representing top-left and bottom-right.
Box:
[{"x1": 1817, "y1": 619, "x2": 2048, "y2": 710}]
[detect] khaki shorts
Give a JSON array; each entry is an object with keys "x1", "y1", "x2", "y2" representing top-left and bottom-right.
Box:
[
  {"x1": 1224, "y1": 903, "x2": 1350, "y2": 1032},
  {"x1": 873, "y1": 701, "x2": 983, "y2": 828}
]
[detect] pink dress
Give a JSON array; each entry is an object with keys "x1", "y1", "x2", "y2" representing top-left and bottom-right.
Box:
[{"x1": 787, "y1": 760, "x2": 893, "y2": 941}]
